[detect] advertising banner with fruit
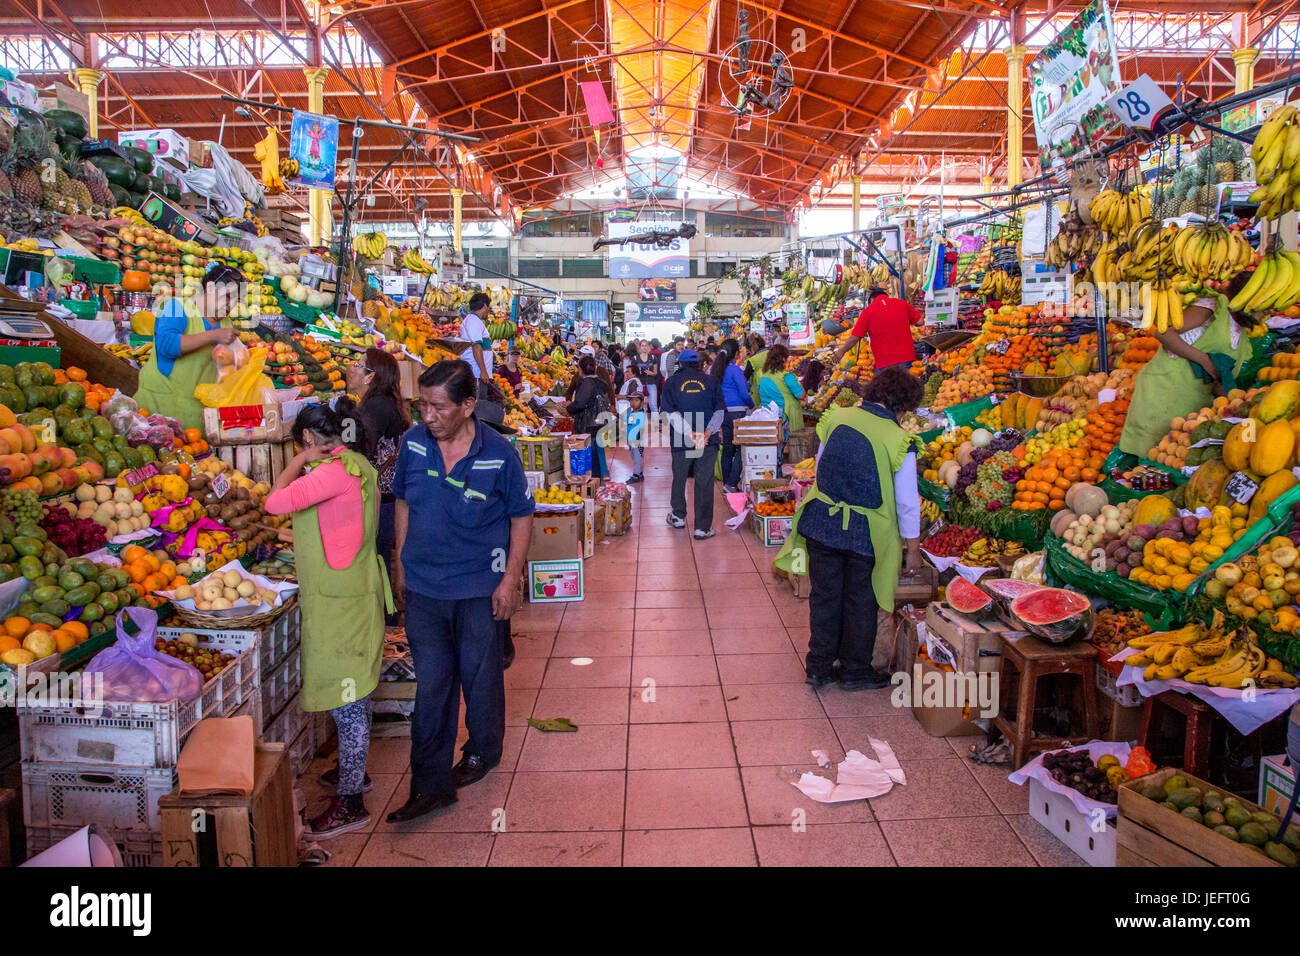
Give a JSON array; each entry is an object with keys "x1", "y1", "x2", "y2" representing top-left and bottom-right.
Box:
[
  {"x1": 288, "y1": 110, "x2": 338, "y2": 191},
  {"x1": 1029, "y1": 0, "x2": 1124, "y2": 169}
]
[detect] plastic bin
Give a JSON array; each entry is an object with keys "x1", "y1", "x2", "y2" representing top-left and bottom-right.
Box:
[
  {"x1": 22, "y1": 762, "x2": 175, "y2": 832},
  {"x1": 25, "y1": 824, "x2": 163, "y2": 867},
  {"x1": 1028, "y1": 777, "x2": 1116, "y2": 866},
  {"x1": 260, "y1": 645, "x2": 302, "y2": 726}
]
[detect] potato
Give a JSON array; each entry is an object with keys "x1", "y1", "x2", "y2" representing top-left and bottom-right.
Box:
[
  {"x1": 175, "y1": 585, "x2": 194, "y2": 600},
  {"x1": 177, "y1": 562, "x2": 192, "y2": 577},
  {"x1": 236, "y1": 579, "x2": 256, "y2": 598},
  {"x1": 210, "y1": 598, "x2": 232, "y2": 610},
  {"x1": 195, "y1": 599, "x2": 211, "y2": 610},
  {"x1": 222, "y1": 570, "x2": 242, "y2": 588},
  {"x1": 222, "y1": 587, "x2": 238, "y2": 602},
  {"x1": 95, "y1": 485, "x2": 112, "y2": 503}
]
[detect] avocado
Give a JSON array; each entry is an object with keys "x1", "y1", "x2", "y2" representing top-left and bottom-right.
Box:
[
  {"x1": 91, "y1": 416, "x2": 113, "y2": 441},
  {"x1": 97, "y1": 591, "x2": 119, "y2": 615},
  {"x1": 31, "y1": 575, "x2": 57, "y2": 590},
  {"x1": 15, "y1": 600, "x2": 40, "y2": 619},
  {"x1": 1168, "y1": 788, "x2": 1200, "y2": 811},
  {"x1": 1265, "y1": 842, "x2": 1297, "y2": 866},
  {"x1": 103, "y1": 453, "x2": 124, "y2": 477},
  {"x1": 14, "y1": 522, "x2": 46, "y2": 542},
  {"x1": 1203, "y1": 810, "x2": 1226, "y2": 828},
  {"x1": 1250, "y1": 811, "x2": 1280, "y2": 838},
  {"x1": 39, "y1": 599, "x2": 70, "y2": 619},
  {"x1": 1142, "y1": 784, "x2": 1168, "y2": 803},
  {"x1": 1180, "y1": 806, "x2": 1203, "y2": 825},
  {"x1": 0, "y1": 515, "x2": 13, "y2": 543},
  {"x1": 1213, "y1": 824, "x2": 1239, "y2": 841},
  {"x1": 1165, "y1": 774, "x2": 1188, "y2": 792},
  {"x1": 28, "y1": 612, "x2": 64, "y2": 630},
  {"x1": 57, "y1": 570, "x2": 84, "y2": 591},
  {"x1": 61, "y1": 418, "x2": 92, "y2": 445},
  {"x1": 69, "y1": 558, "x2": 96, "y2": 579},
  {"x1": 77, "y1": 602, "x2": 104, "y2": 623},
  {"x1": 91, "y1": 437, "x2": 113, "y2": 458},
  {"x1": 63, "y1": 582, "x2": 100, "y2": 607},
  {"x1": 96, "y1": 572, "x2": 117, "y2": 593},
  {"x1": 138, "y1": 444, "x2": 158, "y2": 463},
  {"x1": 1285, "y1": 825, "x2": 1300, "y2": 852},
  {"x1": 1238, "y1": 822, "x2": 1269, "y2": 846},
  {"x1": 111, "y1": 434, "x2": 127, "y2": 453},
  {"x1": 89, "y1": 619, "x2": 109, "y2": 638}
]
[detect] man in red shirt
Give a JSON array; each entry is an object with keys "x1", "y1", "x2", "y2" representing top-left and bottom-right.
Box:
[{"x1": 832, "y1": 288, "x2": 923, "y2": 372}]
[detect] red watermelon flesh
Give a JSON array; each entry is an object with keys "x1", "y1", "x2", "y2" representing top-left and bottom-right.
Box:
[
  {"x1": 980, "y1": 578, "x2": 1046, "y2": 614},
  {"x1": 1009, "y1": 587, "x2": 1094, "y2": 644},
  {"x1": 946, "y1": 576, "x2": 994, "y2": 619}
]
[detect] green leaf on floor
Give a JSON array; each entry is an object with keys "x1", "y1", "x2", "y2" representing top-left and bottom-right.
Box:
[{"x1": 527, "y1": 717, "x2": 579, "y2": 732}]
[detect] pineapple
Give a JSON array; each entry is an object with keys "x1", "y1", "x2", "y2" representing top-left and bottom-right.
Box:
[
  {"x1": 0, "y1": 170, "x2": 10, "y2": 200},
  {"x1": 1214, "y1": 161, "x2": 1235, "y2": 183},
  {"x1": 70, "y1": 179, "x2": 92, "y2": 210},
  {"x1": 15, "y1": 168, "x2": 41, "y2": 205}
]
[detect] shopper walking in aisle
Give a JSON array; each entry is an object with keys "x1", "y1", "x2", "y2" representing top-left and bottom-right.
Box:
[
  {"x1": 623, "y1": 382, "x2": 648, "y2": 483},
  {"x1": 458, "y1": 291, "x2": 496, "y2": 393},
  {"x1": 660, "y1": 337, "x2": 685, "y2": 382},
  {"x1": 756, "y1": 344, "x2": 806, "y2": 445},
  {"x1": 133, "y1": 263, "x2": 242, "y2": 431},
  {"x1": 743, "y1": 332, "x2": 768, "y2": 405},
  {"x1": 344, "y1": 347, "x2": 409, "y2": 624},
  {"x1": 832, "y1": 287, "x2": 922, "y2": 372},
  {"x1": 775, "y1": 366, "x2": 923, "y2": 691},
  {"x1": 264, "y1": 401, "x2": 390, "y2": 837},
  {"x1": 711, "y1": 338, "x2": 753, "y2": 494},
  {"x1": 635, "y1": 339, "x2": 661, "y2": 412},
  {"x1": 608, "y1": 344, "x2": 625, "y2": 391},
  {"x1": 567, "y1": 354, "x2": 614, "y2": 480},
  {"x1": 387, "y1": 361, "x2": 535, "y2": 821},
  {"x1": 662, "y1": 349, "x2": 725, "y2": 538}
]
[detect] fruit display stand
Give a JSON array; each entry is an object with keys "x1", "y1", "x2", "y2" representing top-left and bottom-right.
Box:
[
  {"x1": 1116, "y1": 767, "x2": 1288, "y2": 866},
  {"x1": 157, "y1": 741, "x2": 296, "y2": 867},
  {"x1": 0, "y1": 287, "x2": 137, "y2": 395}
]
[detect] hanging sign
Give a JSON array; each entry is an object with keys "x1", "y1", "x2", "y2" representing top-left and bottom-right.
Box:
[
  {"x1": 1029, "y1": 0, "x2": 1124, "y2": 171},
  {"x1": 607, "y1": 220, "x2": 690, "y2": 279},
  {"x1": 289, "y1": 110, "x2": 339, "y2": 191},
  {"x1": 1106, "y1": 76, "x2": 1177, "y2": 133},
  {"x1": 785, "y1": 301, "x2": 813, "y2": 347}
]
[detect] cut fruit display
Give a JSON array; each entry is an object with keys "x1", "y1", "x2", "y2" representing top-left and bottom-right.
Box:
[
  {"x1": 1009, "y1": 587, "x2": 1095, "y2": 644},
  {"x1": 979, "y1": 577, "x2": 1047, "y2": 614},
  {"x1": 945, "y1": 575, "x2": 995, "y2": 619}
]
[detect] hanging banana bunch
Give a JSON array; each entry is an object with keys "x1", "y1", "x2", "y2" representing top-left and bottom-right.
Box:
[{"x1": 1248, "y1": 105, "x2": 1300, "y2": 220}]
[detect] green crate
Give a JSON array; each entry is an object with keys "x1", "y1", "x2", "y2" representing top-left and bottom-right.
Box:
[
  {"x1": 68, "y1": 255, "x2": 121, "y2": 286},
  {"x1": 58, "y1": 298, "x2": 99, "y2": 320},
  {"x1": 943, "y1": 394, "x2": 997, "y2": 429},
  {"x1": 267, "y1": 275, "x2": 325, "y2": 324},
  {"x1": 0, "y1": 345, "x2": 59, "y2": 366}
]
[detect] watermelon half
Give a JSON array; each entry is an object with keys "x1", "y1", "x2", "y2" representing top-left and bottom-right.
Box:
[
  {"x1": 946, "y1": 576, "x2": 995, "y2": 619},
  {"x1": 1008, "y1": 587, "x2": 1094, "y2": 644},
  {"x1": 979, "y1": 577, "x2": 1047, "y2": 615}
]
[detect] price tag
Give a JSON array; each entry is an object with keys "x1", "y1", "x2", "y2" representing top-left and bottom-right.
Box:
[
  {"x1": 1225, "y1": 470, "x2": 1259, "y2": 504},
  {"x1": 761, "y1": 307, "x2": 784, "y2": 322},
  {"x1": 210, "y1": 472, "x2": 230, "y2": 499},
  {"x1": 124, "y1": 463, "x2": 159, "y2": 487},
  {"x1": 1106, "y1": 76, "x2": 1177, "y2": 133}
]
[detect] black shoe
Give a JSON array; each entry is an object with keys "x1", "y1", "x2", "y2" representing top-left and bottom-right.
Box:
[
  {"x1": 503, "y1": 634, "x2": 516, "y2": 670},
  {"x1": 319, "y1": 766, "x2": 373, "y2": 793},
  {"x1": 838, "y1": 668, "x2": 893, "y2": 691},
  {"x1": 627, "y1": 473, "x2": 644, "y2": 484},
  {"x1": 452, "y1": 753, "x2": 496, "y2": 789},
  {"x1": 309, "y1": 793, "x2": 371, "y2": 839},
  {"x1": 805, "y1": 672, "x2": 836, "y2": 689},
  {"x1": 385, "y1": 791, "x2": 457, "y2": 823}
]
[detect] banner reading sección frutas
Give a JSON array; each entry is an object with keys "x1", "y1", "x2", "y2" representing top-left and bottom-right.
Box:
[
  {"x1": 607, "y1": 220, "x2": 691, "y2": 279},
  {"x1": 1029, "y1": 0, "x2": 1124, "y2": 171}
]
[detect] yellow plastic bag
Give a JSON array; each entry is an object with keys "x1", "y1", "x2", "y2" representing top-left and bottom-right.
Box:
[{"x1": 194, "y1": 347, "x2": 274, "y2": 407}]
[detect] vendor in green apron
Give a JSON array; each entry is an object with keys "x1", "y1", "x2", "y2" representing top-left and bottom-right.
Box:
[
  {"x1": 756, "y1": 343, "x2": 806, "y2": 432},
  {"x1": 775, "y1": 366, "x2": 924, "y2": 691},
  {"x1": 744, "y1": 332, "x2": 768, "y2": 405},
  {"x1": 1118, "y1": 287, "x2": 1255, "y2": 459},
  {"x1": 264, "y1": 398, "x2": 391, "y2": 840},
  {"x1": 133, "y1": 264, "x2": 242, "y2": 431}
]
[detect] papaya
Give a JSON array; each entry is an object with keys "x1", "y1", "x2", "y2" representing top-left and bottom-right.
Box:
[
  {"x1": 1001, "y1": 395, "x2": 1017, "y2": 429},
  {"x1": 77, "y1": 602, "x2": 104, "y2": 623},
  {"x1": 39, "y1": 599, "x2": 70, "y2": 619},
  {"x1": 16, "y1": 522, "x2": 47, "y2": 542},
  {"x1": 1222, "y1": 419, "x2": 1257, "y2": 471},
  {"x1": 1024, "y1": 397, "x2": 1044, "y2": 432},
  {"x1": 1133, "y1": 494, "x2": 1178, "y2": 528},
  {"x1": 1257, "y1": 380, "x2": 1300, "y2": 423},
  {"x1": 1250, "y1": 419, "x2": 1295, "y2": 477},
  {"x1": 1186, "y1": 459, "x2": 1232, "y2": 511},
  {"x1": 12, "y1": 536, "x2": 44, "y2": 558},
  {"x1": 29, "y1": 585, "x2": 65, "y2": 605},
  {"x1": 1250, "y1": 470, "x2": 1299, "y2": 523},
  {"x1": 29, "y1": 612, "x2": 65, "y2": 631},
  {"x1": 64, "y1": 583, "x2": 100, "y2": 607}
]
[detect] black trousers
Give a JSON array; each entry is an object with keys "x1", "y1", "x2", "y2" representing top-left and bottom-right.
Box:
[
  {"x1": 670, "y1": 444, "x2": 719, "y2": 533},
  {"x1": 805, "y1": 536, "x2": 879, "y2": 681},
  {"x1": 720, "y1": 410, "x2": 746, "y2": 488}
]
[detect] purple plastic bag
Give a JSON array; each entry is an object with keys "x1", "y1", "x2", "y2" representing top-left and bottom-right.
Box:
[{"x1": 82, "y1": 606, "x2": 204, "y2": 703}]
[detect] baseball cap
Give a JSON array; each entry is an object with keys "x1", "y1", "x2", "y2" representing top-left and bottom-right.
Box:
[
  {"x1": 578, "y1": 345, "x2": 596, "y2": 356},
  {"x1": 678, "y1": 349, "x2": 700, "y2": 363}
]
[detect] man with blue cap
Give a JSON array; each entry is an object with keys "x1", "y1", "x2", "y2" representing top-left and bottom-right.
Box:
[{"x1": 661, "y1": 349, "x2": 725, "y2": 539}]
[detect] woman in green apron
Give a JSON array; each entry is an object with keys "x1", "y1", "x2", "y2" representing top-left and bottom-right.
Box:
[
  {"x1": 133, "y1": 264, "x2": 242, "y2": 431},
  {"x1": 756, "y1": 344, "x2": 806, "y2": 458},
  {"x1": 744, "y1": 332, "x2": 768, "y2": 405},
  {"x1": 775, "y1": 367, "x2": 924, "y2": 691},
  {"x1": 1118, "y1": 290, "x2": 1255, "y2": 458},
  {"x1": 264, "y1": 399, "x2": 391, "y2": 839}
]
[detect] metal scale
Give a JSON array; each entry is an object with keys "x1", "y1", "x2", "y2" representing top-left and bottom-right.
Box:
[{"x1": 0, "y1": 298, "x2": 60, "y2": 365}]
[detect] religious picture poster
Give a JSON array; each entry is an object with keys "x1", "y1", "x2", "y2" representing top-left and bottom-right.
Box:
[
  {"x1": 1029, "y1": 0, "x2": 1123, "y2": 171},
  {"x1": 289, "y1": 110, "x2": 339, "y2": 191}
]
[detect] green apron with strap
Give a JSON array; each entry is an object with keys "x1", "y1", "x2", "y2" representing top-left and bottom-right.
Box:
[
  {"x1": 293, "y1": 448, "x2": 393, "y2": 712},
  {"x1": 133, "y1": 298, "x2": 225, "y2": 432},
  {"x1": 756, "y1": 369, "x2": 805, "y2": 431},
  {"x1": 774, "y1": 405, "x2": 911, "y2": 611},
  {"x1": 745, "y1": 350, "x2": 768, "y2": 405},
  {"x1": 1117, "y1": 294, "x2": 1253, "y2": 458}
]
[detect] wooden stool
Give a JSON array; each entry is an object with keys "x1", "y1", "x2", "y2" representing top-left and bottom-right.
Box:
[
  {"x1": 991, "y1": 635, "x2": 1101, "y2": 768},
  {"x1": 1137, "y1": 691, "x2": 1214, "y2": 779}
]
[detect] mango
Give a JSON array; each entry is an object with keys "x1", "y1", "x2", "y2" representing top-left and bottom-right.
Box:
[{"x1": 1250, "y1": 419, "x2": 1296, "y2": 477}]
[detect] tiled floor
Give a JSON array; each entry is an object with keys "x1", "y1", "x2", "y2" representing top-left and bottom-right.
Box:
[{"x1": 310, "y1": 447, "x2": 1084, "y2": 867}]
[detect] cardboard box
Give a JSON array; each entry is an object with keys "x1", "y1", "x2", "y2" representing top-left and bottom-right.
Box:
[
  {"x1": 37, "y1": 82, "x2": 90, "y2": 120},
  {"x1": 742, "y1": 444, "x2": 780, "y2": 468},
  {"x1": 924, "y1": 602, "x2": 1005, "y2": 674},
  {"x1": 1028, "y1": 776, "x2": 1116, "y2": 867},
  {"x1": 118, "y1": 128, "x2": 190, "y2": 167},
  {"x1": 911, "y1": 656, "x2": 985, "y2": 737},
  {"x1": 561, "y1": 477, "x2": 601, "y2": 499},
  {"x1": 187, "y1": 138, "x2": 212, "y2": 168},
  {"x1": 746, "y1": 479, "x2": 792, "y2": 503},
  {"x1": 734, "y1": 418, "x2": 783, "y2": 445},
  {"x1": 524, "y1": 470, "x2": 546, "y2": 494},
  {"x1": 300, "y1": 255, "x2": 338, "y2": 281},
  {"x1": 396, "y1": 359, "x2": 427, "y2": 401},
  {"x1": 1259, "y1": 754, "x2": 1294, "y2": 816},
  {"x1": 753, "y1": 512, "x2": 794, "y2": 547},
  {"x1": 528, "y1": 559, "x2": 583, "y2": 603},
  {"x1": 528, "y1": 510, "x2": 583, "y2": 562},
  {"x1": 201, "y1": 404, "x2": 286, "y2": 444},
  {"x1": 592, "y1": 501, "x2": 607, "y2": 545},
  {"x1": 742, "y1": 463, "x2": 780, "y2": 486},
  {"x1": 582, "y1": 498, "x2": 596, "y2": 559},
  {"x1": 0, "y1": 77, "x2": 38, "y2": 110},
  {"x1": 138, "y1": 192, "x2": 220, "y2": 245},
  {"x1": 564, "y1": 434, "x2": 592, "y2": 478}
]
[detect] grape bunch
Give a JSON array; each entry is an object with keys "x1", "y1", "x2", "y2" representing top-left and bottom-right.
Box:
[{"x1": 2, "y1": 486, "x2": 42, "y2": 525}]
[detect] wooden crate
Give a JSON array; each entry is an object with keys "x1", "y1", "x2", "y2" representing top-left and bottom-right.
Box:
[
  {"x1": 1116, "y1": 767, "x2": 1284, "y2": 867},
  {"x1": 158, "y1": 743, "x2": 296, "y2": 867},
  {"x1": 212, "y1": 440, "x2": 297, "y2": 485},
  {"x1": 734, "y1": 418, "x2": 783, "y2": 445},
  {"x1": 923, "y1": 601, "x2": 1006, "y2": 673}
]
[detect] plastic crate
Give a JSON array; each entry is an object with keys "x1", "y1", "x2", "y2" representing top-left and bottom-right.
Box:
[
  {"x1": 264, "y1": 691, "x2": 304, "y2": 745},
  {"x1": 288, "y1": 719, "x2": 316, "y2": 779},
  {"x1": 161, "y1": 600, "x2": 298, "y2": 679},
  {"x1": 20, "y1": 631, "x2": 258, "y2": 769},
  {"x1": 1096, "y1": 666, "x2": 1142, "y2": 707},
  {"x1": 26, "y1": 825, "x2": 163, "y2": 867},
  {"x1": 1028, "y1": 776, "x2": 1116, "y2": 867},
  {"x1": 22, "y1": 762, "x2": 175, "y2": 832},
  {"x1": 260, "y1": 645, "x2": 302, "y2": 726}
]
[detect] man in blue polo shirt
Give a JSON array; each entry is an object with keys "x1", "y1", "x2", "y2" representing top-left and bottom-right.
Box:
[{"x1": 386, "y1": 360, "x2": 535, "y2": 822}]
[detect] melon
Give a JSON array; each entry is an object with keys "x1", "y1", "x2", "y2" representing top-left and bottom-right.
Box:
[
  {"x1": 970, "y1": 428, "x2": 993, "y2": 448},
  {"x1": 946, "y1": 576, "x2": 995, "y2": 619},
  {"x1": 1064, "y1": 483, "x2": 1107, "y2": 518},
  {"x1": 955, "y1": 441, "x2": 975, "y2": 466},
  {"x1": 980, "y1": 577, "x2": 1047, "y2": 615},
  {"x1": 1132, "y1": 493, "x2": 1177, "y2": 529},
  {"x1": 1009, "y1": 587, "x2": 1094, "y2": 644},
  {"x1": 938, "y1": 460, "x2": 960, "y2": 489}
]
